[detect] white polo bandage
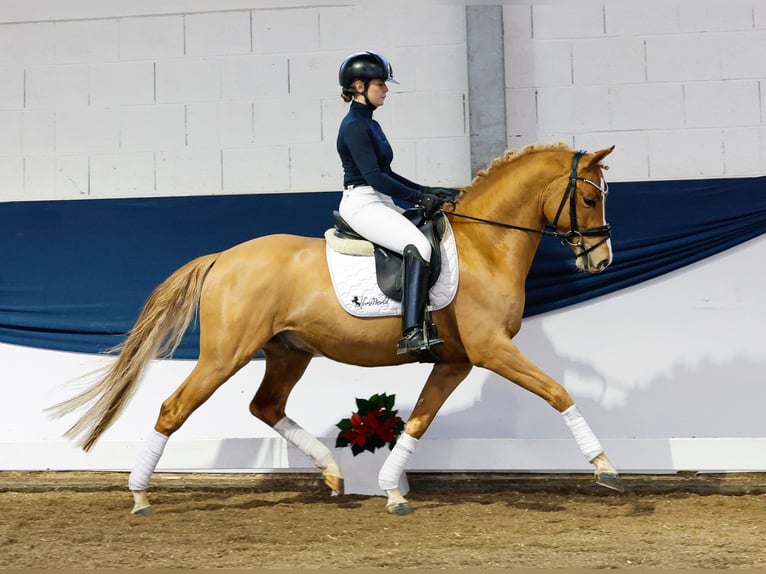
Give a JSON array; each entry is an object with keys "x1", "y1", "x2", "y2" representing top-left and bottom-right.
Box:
[
  {"x1": 128, "y1": 429, "x2": 168, "y2": 491},
  {"x1": 562, "y1": 404, "x2": 603, "y2": 461},
  {"x1": 378, "y1": 432, "x2": 418, "y2": 490},
  {"x1": 274, "y1": 416, "x2": 334, "y2": 469}
]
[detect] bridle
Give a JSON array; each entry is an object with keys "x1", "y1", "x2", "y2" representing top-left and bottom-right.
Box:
[{"x1": 445, "y1": 150, "x2": 611, "y2": 259}]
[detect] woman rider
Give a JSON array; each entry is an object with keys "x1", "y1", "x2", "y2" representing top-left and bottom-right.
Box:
[{"x1": 336, "y1": 51, "x2": 455, "y2": 360}]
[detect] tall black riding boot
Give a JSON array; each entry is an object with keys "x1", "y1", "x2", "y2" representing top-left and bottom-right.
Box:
[{"x1": 396, "y1": 245, "x2": 444, "y2": 359}]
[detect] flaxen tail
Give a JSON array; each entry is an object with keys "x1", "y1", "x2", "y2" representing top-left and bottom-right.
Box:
[{"x1": 46, "y1": 253, "x2": 219, "y2": 451}]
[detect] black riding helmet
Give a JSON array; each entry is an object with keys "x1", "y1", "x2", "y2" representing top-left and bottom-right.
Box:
[{"x1": 339, "y1": 51, "x2": 399, "y2": 100}]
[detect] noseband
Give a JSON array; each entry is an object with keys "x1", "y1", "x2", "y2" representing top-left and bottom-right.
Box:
[{"x1": 446, "y1": 150, "x2": 611, "y2": 259}]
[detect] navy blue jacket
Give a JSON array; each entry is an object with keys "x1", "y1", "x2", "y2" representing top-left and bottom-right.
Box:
[{"x1": 336, "y1": 101, "x2": 423, "y2": 204}]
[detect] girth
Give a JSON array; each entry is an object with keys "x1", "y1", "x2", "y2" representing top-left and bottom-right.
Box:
[{"x1": 331, "y1": 209, "x2": 445, "y2": 302}]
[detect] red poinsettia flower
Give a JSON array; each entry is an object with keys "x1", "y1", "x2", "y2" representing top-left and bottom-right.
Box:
[{"x1": 335, "y1": 393, "x2": 405, "y2": 456}]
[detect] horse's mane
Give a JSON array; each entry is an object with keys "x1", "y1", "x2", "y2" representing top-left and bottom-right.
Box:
[{"x1": 468, "y1": 142, "x2": 573, "y2": 188}]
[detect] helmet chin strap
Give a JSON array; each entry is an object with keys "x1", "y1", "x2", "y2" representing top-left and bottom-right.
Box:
[{"x1": 357, "y1": 81, "x2": 377, "y2": 110}]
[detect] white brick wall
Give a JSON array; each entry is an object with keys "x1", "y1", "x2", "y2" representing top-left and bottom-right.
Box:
[
  {"x1": 0, "y1": 3, "x2": 468, "y2": 200},
  {"x1": 0, "y1": 1, "x2": 764, "y2": 200},
  {"x1": 505, "y1": 0, "x2": 766, "y2": 182}
]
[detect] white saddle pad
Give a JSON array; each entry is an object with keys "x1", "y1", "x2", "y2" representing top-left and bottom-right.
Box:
[{"x1": 325, "y1": 220, "x2": 459, "y2": 317}]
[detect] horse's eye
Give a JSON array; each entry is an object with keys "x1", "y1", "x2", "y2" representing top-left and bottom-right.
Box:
[{"x1": 583, "y1": 197, "x2": 597, "y2": 208}]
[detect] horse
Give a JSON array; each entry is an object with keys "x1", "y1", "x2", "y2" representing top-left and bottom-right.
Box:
[{"x1": 48, "y1": 142, "x2": 620, "y2": 516}]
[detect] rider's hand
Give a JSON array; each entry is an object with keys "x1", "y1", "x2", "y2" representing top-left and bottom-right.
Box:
[
  {"x1": 424, "y1": 187, "x2": 460, "y2": 201},
  {"x1": 418, "y1": 193, "x2": 445, "y2": 217}
]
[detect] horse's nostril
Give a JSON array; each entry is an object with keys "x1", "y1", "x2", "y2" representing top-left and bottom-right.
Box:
[{"x1": 596, "y1": 259, "x2": 610, "y2": 272}]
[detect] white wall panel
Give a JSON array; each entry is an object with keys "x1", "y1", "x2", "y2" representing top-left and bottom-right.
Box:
[
  {"x1": 647, "y1": 129, "x2": 724, "y2": 179},
  {"x1": 289, "y1": 142, "x2": 342, "y2": 191},
  {"x1": 252, "y1": 8, "x2": 320, "y2": 54},
  {"x1": 23, "y1": 154, "x2": 89, "y2": 199},
  {"x1": 723, "y1": 127, "x2": 764, "y2": 176},
  {"x1": 119, "y1": 104, "x2": 186, "y2": 151},
  {"x1": 53, "y1": 19, "x2": 120, "y2": 64},
  {"x1": 156, "y1": 58, "x2": 221, "y2": 103},
  {"x1": 503, "y1": 4, "x2": 533, "y2": 39},
  {"x1": 288, "y1": 52, "x2": 345, "y2": 98},
  {"x1": 684, "y1": 80, "x2": 761, "y2": 128},
  {"x1": 0, "y1": 66, "x2": 23, "y2": 110},
  {"x1": 388, "y1": 139, "x2": 417, "y2": 183},
  {"x1": 678, "y1": 2, "x2": 754, "y2": 32},
  {"x1": 253, "y1": 96, "x2": 320, "y2": 144},
  {"x1": 220, "y1": 55, "x2": 288, "y2": 100},
  {"x1": 156, "y1": 148, "x2": 221, "y2": 195},
  {"x1": 389, "y1": 93, "x2": 466, "y2": 140},
  {"x1": 756, "y1": 4, "x2": 766, "y2": 28},
  {"x1": 537, "y1": 86, "x2": 611, "y2": 133},
  {"x1": 720, "y1": 31, "x2": 766, "y2": 79},
  {"x1": 0, "y1": 156, "x2": 22, "y2": 194},
  {"x1": 604, "y1": 3, "x2": 679, "y2": 36},
  {"x1": 505, "y1": 87, "x2": 537, "y2": 149},
  {"x1": 25, "y1": 65, "x2": 89, "y2": 110},
  {"x1": 0, "y1": 111, "x2": 20, "y2": 154},
  {"x1": 609, "y1": 84, "x2": 685, "y2": 131},
  {"x1": 185, "y1": 11, "x2": 252, "y2": 57},
  {"x1": 318, "y1": 6, "x2": 390, "y2": 50},
  {"x1": 532, "y1": 4, "x2": 605, "y2": 39},
  {"x1": 0, "y1": 22, "x2": 55, "y2": 65},
  {"x1": 89, "y1": 62, "x2": 155, "y2": 107},
  {"x1": 55, "y1": 107, "x2": 120, "y2": 153},
  {"x1": 391, "y1": 44, "x2": 468, "y2": 93},
  {"x1": 118, "y1": 15, "x2": 185, "y2": 61},
  {"x1": 221, "y1": 146, "x2": 289, "y2": 193},
  {"x1": 506, "y1": 40, "x2": 572, "y2": 89},
  {"x1": 572, "y1": 38, "x2": 645, "y2": 85},
  {"x1": 187, "y1": 102, "x2": 254, "y2": 148},
  {"x1": 21, "y1": 111, "x2": 55, "y2": 154},
  {"x1": 645, "y1": 35, "x2": 724, "y2": 82},
  {"x1": 413, "y1": 137, "x2": 472, "y2": 186},
  {"x1": 388, "y1": 4, "x2": 466, "y2": 47},
  {"x1": 90, "y1": 152, "x2": 156, "y2": 197}
]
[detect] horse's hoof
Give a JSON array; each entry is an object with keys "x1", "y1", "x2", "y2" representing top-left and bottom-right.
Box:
[
  {"x1": 131, "y1": 504, "x2": 154, "y2": 516},
  {"x1": 386, "y1": 502, "x2": 412, "y2": 516},
  {"x1": 596, "y1": 472, "x2": 624, "y2": 492},
  {"x1": 324, "y1": 475, "x2": 344, "y2": 496}
]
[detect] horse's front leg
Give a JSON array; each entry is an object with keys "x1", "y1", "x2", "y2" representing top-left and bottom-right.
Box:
[
  {"x1": 475, "y1": 336, "x2": 622, "y2": 491},
  {"x1": 379, "y1": 362, "x2": 473, "y2": 515}
]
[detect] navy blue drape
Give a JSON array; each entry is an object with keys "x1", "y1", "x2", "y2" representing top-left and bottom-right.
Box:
[{"x1": 2, "y1": 176, "x2": 765, "y2": 358}]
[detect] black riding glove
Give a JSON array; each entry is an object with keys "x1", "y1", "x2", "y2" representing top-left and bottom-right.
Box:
[
  {"x1": 424, "y1": 186, "x2": 460, "y2": 201},
  {"x1": 418, "y1": 193, "x2": 445, "y2": 217}
]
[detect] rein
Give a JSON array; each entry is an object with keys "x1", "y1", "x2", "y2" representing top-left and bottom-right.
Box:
[{"x1": 445, "y1": 150, "x2": 611, "y2": 258}]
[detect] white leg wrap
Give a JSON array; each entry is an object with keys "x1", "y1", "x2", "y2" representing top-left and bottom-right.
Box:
[
  {"x1": 128, "y1": 429, "x2": 168, "y2": 491},
  {"x1": 274, "y1": 416, "x2": 334, "y2": 469},
  {"x1": 562, "y1": 405, "x2": 603, "y2": 462},
  {"x1": 378, "y1": 432, "x2": 418, "y2": 490}
]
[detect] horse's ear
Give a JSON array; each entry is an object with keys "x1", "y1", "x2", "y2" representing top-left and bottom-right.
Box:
[{"x1": 584, "y1": 145, "x2": 615, "y2": 168}]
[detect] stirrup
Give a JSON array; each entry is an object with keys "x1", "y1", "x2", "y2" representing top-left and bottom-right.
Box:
[{"x1": 396, "y1": 328, "x2": 444, "y2": 358}]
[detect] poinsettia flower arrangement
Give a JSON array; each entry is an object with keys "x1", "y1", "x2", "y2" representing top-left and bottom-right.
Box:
[{"x1": 335, "y1": 393, "x2": 405, "y2": 456}]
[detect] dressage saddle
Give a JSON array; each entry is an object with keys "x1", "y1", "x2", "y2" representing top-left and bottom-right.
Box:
[{"x1": 331, "y1": 209, "x2": 446, "y2": 302}]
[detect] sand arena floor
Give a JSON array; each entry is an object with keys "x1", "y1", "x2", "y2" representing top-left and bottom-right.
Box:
[{"x1": 2, "y1": 471, "x2": 766, "y2": 570}]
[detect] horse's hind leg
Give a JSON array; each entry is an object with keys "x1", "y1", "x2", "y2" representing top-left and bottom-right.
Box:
[
  {"x1": 128, "y1": 354, "x2": 251, "y2": 515},
  {"x1": 248, "y1": 343, "x2": 343, "y2": 495},
  {"x1": 380, "y1": 362, "x2": 473, "y2": 515}
]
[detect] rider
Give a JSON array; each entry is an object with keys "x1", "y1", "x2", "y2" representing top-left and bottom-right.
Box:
[{"x1": 336, "y1": 50, "x2": 456, "y2": 359}]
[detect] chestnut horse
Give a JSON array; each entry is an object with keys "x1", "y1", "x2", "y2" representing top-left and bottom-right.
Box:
[{"x1": 49, "y1": 142, "x2": 620, "y2": 516}]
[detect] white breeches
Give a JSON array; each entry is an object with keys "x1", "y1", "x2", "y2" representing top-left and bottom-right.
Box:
[{"x1": 339, "y1": 185, "x2": 432, "y2": 261}]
